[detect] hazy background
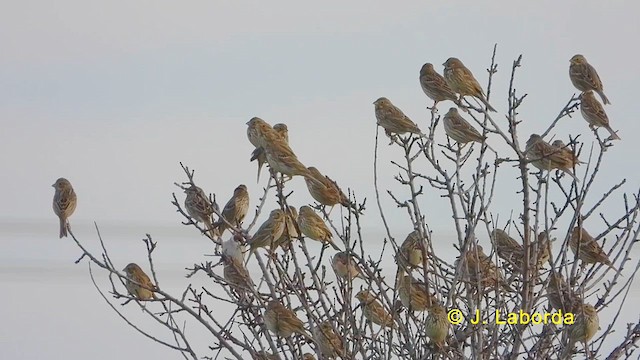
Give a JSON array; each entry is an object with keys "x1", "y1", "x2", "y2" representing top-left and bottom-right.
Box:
[{"x1": 1, "y1": 1, "x2": 639, "y2": 359}]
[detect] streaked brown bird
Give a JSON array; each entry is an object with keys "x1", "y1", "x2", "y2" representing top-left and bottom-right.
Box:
[
  {"x1": 442, "y1": 107, "x2": 494, "y2": 151},
  {"x1": 264, "y1": 300, "x2": 313, "y2": 340},
  {"x1": 252, "y1": 351, "x2": 278, "y2": 360},
  {"x1": 247, "y1": 209, "x2": 286, "y2": 260},
  {"x1": 569, "y1": 55, "x2": 610, "y2": 105},
  {"x1": 561, "y1": 303, "x2": 599, "y2": 359},
  {"x1": 526, "y1": 134, "x2": 579, "y2": 182},
  {"x1": 570, "y1": 226, "x2": 615, "y2": 270},
  {"x1": 222, "y1": 254, "x2": 254, "y2": 295},
  {"x1": 297, "y1": 206, "x2": 339, "y2": 249},
  {"x1": 312, "y1": 321, "x2": 345, "y2": 359},
  {"x1": 123, "y1": 263, "x2": 156, "y2": 301},
  {"x1": 246, "y1": 117, "x2": 275, "y2": 148},
  {"x1": 546, "y1": 272, "x2": 577, "y2": 313},
  {"x1": 251, "y1": 122, "x2": 290, "y2": 182},
  {"x1": 397, "y1": 230, "x2": 429, "y2": 270},
  {"x1": 304, "y1": 167, "x2": 350, "y2": 207},
  {"x1": 355, "y1": 290, "x2": 395, "y2": 329},
  {"x1": 419, "y1": 63, "x2": 459, "y2": 108},
  {"x1": 534, "y1": 231, "x2": 552, "y2": 268},
  {"x1": 52, "y1": 178, "x2": 77, "y2": 238},
  {"x1": 331, "y1": 251, "x2": 366, "y2": 281},
  {"x1": 397, "y1": 275, "x2": 432, "y2": 312},
  {"x1": 551, "y1": 140, "x2": 583, "y2": 169},
  {"x1": 373, "y1": 97, "x2": 423, "y2": 137},
  {"x1": 184, "y1": 185, "x2": 216, "y2": 238},
  {"x1": 579, "y1": 90, "x2": 620, "y2": 140},
  {"x1": 273, "y1": 206, "x2": 299, "y2": 250},
  {"x1": 463, "y1": 244, "x2": 510, "y2": 291},
  {"x1": 425, "y1": 303, "x2": 450, "y2": 349},
  {"x1": 214, "y1": 185, "x2": 250, "y2": 235},
  {"x1": 302, "y1": 354, "x2": 316, "y2": 360},
  {"x1": 491, "y1": 229, "x2": 524, "y2": 268},
  {"x1": 263, "y1": 136, "x2": 317, "y2": 181},
  {"x1": 222, "y1": 233, "x2": 247, "y2": 264},
  {"x1": 443, "y1": 57, "x2": 496, "y2": 112}
]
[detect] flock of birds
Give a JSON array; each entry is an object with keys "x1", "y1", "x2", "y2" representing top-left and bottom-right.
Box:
[{"x1": 49, "y1": 54, "x2": 621, "y2": 359}]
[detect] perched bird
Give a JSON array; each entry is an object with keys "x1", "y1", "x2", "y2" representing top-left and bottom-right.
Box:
[
  {"x1": 123, "y1": 263, "x2": 156, "y2": 301},
  {"x1": 463, "y1": 244, "x2": 510, "y2": 291},
  {"x1": 546, "y1": 272, "x2": 578, "y2": 313},
  {"x1": 443, "y1": 57, "x2": 496, "y2": 112},
  {"x1": 312, "y1": 321, "x2": 345, "y2": 359},
  {"x1": 562, "y1": 304, "x2": 599, "y2": 359},
  {"x1": 214, "y1": 185, "x2": 250, "y2": 235},
  {"x1": 373, "y1": 97, "x2": 423, "y2": 137},
  {"x1": 425, "y1": 303, "x2": 450, "y2": 349},
  {"x1": 246, "y1": 117, "x2": 275, "y2": 148},
  {"x1": 551, "y1": 140, "x2": 583, "y2": 168},
  {"x1": 302, "y1": 354, "x2": 316, "y2": 360},
  {"x1": 247, "y1": 209, "x2": 286, "y2": 260},
  {"x1": 184, "y1": 185, "x2": 216, "y2": 238},
  {"x1": 355, "y1": 290, "x2": 395, "y2": 329},
  {"x1": 331, "y1": 251, "x2": 366, "y2": 281},
  {"x1": 263, "y1": 136, "x2": 317, "y2": 181},
  {"x1": 569, "y1": 55, "x2": 610, "y2": 105},
  {"x1": 533, "y1": 231, "x2": 552, "y2": 268},
  {"x1": 297, "y1": 206, "x2": 339, "y2": 249},
  {"x1": 273, "y1": 206, "x2": 299, "y2": 250},
  {"x1": 569, "y1": 226, "x2": 616, "y2": 270},
  {"x1": 419, "y1": 63, "x2": 459, "y2": 108},
  {"x1": 397, "y1": 230, "x2": 429, "y2": 270},
  {"x1": 304, "y1": 167, "x2": 350, "y2": 207},
  {"x1": 264, "y1": 300, "x2": 312, "y2": 340},
  {"x1": 491, "y1": 229, "x2": 524, "y2": 268},
  {"x1": 252, "y1": 351, "x2": 279, "y2": 360},
  {"x1": 222, "y1": 254, "x2": 254, "y2": 296},
  {"x1": 222, "y1": 233, "x2": 247, "y2": 264},
  {"x1": 526, "y1": 134, "x2": 579, "y2": 182},
  {"x1": 443, "y1": 107, "x2": 492, "y2": 150},
  {"x1": 397, "y1": 275, "x2": 432, "y2": 312},
  {"x1": 579, "y1": 90, "x2": 620, "y2": 140},
  {"x1": 251, "y1": 123, "x2": 290, "y2": 182},
  {"x1": 52, "y1": 178, "x2": 77, "y2": 238}
]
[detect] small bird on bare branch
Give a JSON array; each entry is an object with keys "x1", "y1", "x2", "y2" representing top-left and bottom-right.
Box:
[
  {"x1": 264, "y1": 300, "x2": 313, "y2": 341},
  {"x1": 52, "y1": 177, "x2": 77, "y2": 238},
  {"x1": 561, "y1": 303, "x2": 599, "y2": 359},
  {"x1": 419, "y1": 63, "x2": 459, "y2": 109},
  {"x1": 312, "y1": 321, "x2": 346, "y2": 359},
  {"x1": 579, "y1": 90, "x2": 620, "y2": 140},
  {"x1": 569, "y1": 54, "x2": 610, "y2": 105},
  {"x1": 397, "y1": 275, "x2": 432, "y2": 312},
  {"x1": 304, "y1": 167, "x2": 350, "y2": 208},
  {"x1": 332, "y1": 251, "x2": 366, "y2": 281},
  {"x1": 123, "y1": 263, "x2": 156, "y2": 301},
  {"x1": 251, "y1": 123, "x2": 290, "y2": 182},
  {"x1": 297, "y1": 206, "x2": 340, "y2": 250},
  {"x1": 214, "y1": 185, "x2": 250, "y2": 235},
  {"x1": 526, "y1": 134, "x2": 580, "y2": 182},
  {"x1": 570, "y1": 226, "x2": 616, "y2": 270},
  {"x1": 373, "y1": 97, "x2": 424, "y2": 138},
  {"x1": 246, "y1": 209, "x2": 286, "y2": 261},
  {"x1": 355, "y1": 290, "x2": 396, "y2": 329},
  {"x1": 425, "y1": 302, "x2": 450, "y2": 350},
  {"x1": 443, "y1": 107, "x2": 494, "y2": 151},
  {"x1": 443, "y1": 57, "x2": 496, "y2": 112},
  {"x1": 184, "y1": 185, "x2": 216, "y2": 238},
  {"x1": 397, "y1": 230, "x2": 429, "y2": 270}
]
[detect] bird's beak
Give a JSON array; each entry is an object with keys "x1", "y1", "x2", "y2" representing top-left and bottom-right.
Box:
[{"x1": 51, "y1": 183, "x2": 55, "y2": 187}]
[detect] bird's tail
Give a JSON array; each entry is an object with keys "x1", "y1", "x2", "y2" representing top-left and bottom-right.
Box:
[
  {"x1": 604, "y1": 125, "x2": 621, "y2": 140},
  {"x1": 479, "y1": 96, "x2": 497, "y2": 112},
  {"x1": 597, "y1": 90, "x2": 611, "y2": 105},
  {"x1": 59, "y1": 217, "x2": 67, "y2": 238}
]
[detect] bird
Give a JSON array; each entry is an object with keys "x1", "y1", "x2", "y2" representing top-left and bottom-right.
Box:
[
  {"x1": 526, "y1": 134, "x2": 579, "y2": 182},
  {"x1": 355, "y1": 290, "x2": 395, "y2": 329},
  {"x1": 123, "y1": 263, "x2": 156, "y2": 301},
  {"x1": 222, "y1": 233, "x2": 247, "y2": 264},
  {"x1": 214, "y1": 185, "x2": 250, "y2": 235},
  {"x1": 222, "y1": 254, "x2": 254, "y2": 296},
  {"x1": 491, "y1": 229, "x2": 524, "y2": 269},
  {"x1": 561, "y1": 303, "x2": 599, "y2": 359},
  {"x1": 569, "y1": 226, "x2": 616, "y2": 270},
  {"x1": 425, "y1": 303, "x2": 450, "y2": 349},
  {"x1": 533, "y1": 231, "x2": 552, "y2": 269},
  {"x1": 246, "y1": 117, "x2": 275, "y2": 148},
  {"x1": 297, "y1": 206, "x2": 339, "y2": 249},
  {"x1": 373, "y1": 97, "x2": 423, "y2": 138},
  {"x1": 263, "y1": 135, "x2": 318, "y2": 181},
  {"x1": 551, "y1": 140, "x2": 583, "y2": 168},
  {"x1": 272, "y1": 206, "x2": 299, "y2": 251},
  {"x1": 397, "y1": 275, "x2": 432, "y2": 312},
  {"x1": 263, "y1": 300, "x2": 313, "y2": 340},
  {"x1": 397, "y1": 230, "x2": 429, "y2": 270},
  {"x1": 443, "y1": 57, "x2": 496, "y2": 112},
  {"x1": 463, "y1": 244, "x2": 510, "y2": 291},
  {"x1": 251, "y1": 123, "x2": 290, "y2": 182},
  {"x1": 302, "y1": 354, "x2": 316, "y2": 360},
  {"x1": 442, "y1": 107, "x2": 493, "y2": 151},
  {"x1": 184, "y1": 185, "x2": 216, "y2": 238},
  {"x1": 569, "y1": 55, "x2": 610, "y2": 105},
  {"x1": 419, "y1": 63, "x2": 459, "y2": 108},
  {"x1": 546, "y1": 272, "x2": 578, "y2": 313},
  {"x1": 246, "y1": 209, "x2": 286, "y2": 260},
  {"x1": 52, "y1": 178, "x2": 77, "y2": 238},
  {"x1": 304, "y1": 167, "x2": 350, "y2": 208},
  {"x1": 579, "y1": 90, "x2": 620, "y2": 140},
  {"x1": 331, "y1": 251, "x2": 366, "y2": 281},
  {"x1": 312, "y1": 321, "x2": 346, "y2": 359},
  {"x1": 252, "y1": 351, "x2": 279, "y2": 360}
]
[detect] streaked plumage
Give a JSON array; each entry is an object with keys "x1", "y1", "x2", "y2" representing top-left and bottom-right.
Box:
[
  {"x1": 123, "y1": 263, "x2": 156, "y2": 301},
  {"x1": 551, "y1": 140, "x2": 583, "y2": 168},
  {"x1": 397, "y1": 230, "x2": 429, "y2": 270},
  {"x1": 222, "y1": 254, "x2": 254, "y2": 295},
  {"x1": 425, "y1": 303, "x2": 450, "y2": 349},
  {"x1": 397, "y1": 275, "x2": 432, "y2": 312},
  {"x1": 215, "y1": 185, "x2": 250, "y2": 235},
  {"x1": 526, "y1": 134, "x2": 579, "y2": 182},
  {"x1": 443, "y1": 57, "x2": 496, "y2": 112},
  {"x1": 419, "y1": 63, "x2": 458, "y2": 107},
  {"x1": 304, "y1": 167, "x2": 350, "y2": 207},
  {"x1": 331, "y1": 251, "x2": 366, "y2": 281},
  {"x1": 546, "y1": 273, "x2": 577, "y2": 313},
  {"x1": 273, "y1": 206, "x2": 298, "y2": 250},
  {"x1": 491, "y1": 229, "x2": 524, "y2": 268},
  {"x1": 246, "y1": 117, "x2": 275, "y2": 148},
  {"x1": 443, "y1": 108, "x2": 493, "y2": 151},
  {"x1": 52, "y1": 178, "x2": 77, "y2": 238},
  {"x1": 355, "y1": 290, "x2": 395, "y2": 329},
  {"x1": 184, "y1": 185, "x2": 215, "y2": 238},
  {"x1": 562, "y1": 304, "x2": 599, "y2": 358},
  {"x1": 463, "y1": 244, "x2": 509, "y2": 291},
  {"x1": 247, "y1": 209, "x2": 286, "y2": 258},
  {"x1": 580, "y1": 90, "x2": 620, "y2": 140},
  {"x1": 569, "y1": 227, "x2": 615, "y2": 270},
  {"x1": 263, "y1": 136, "x2": 316, "y2": 180},
  {"x1": 264, "y1": 300, "x2": 312, "y2": 340},
  {"x1": 312, "y1": 321, "x2": 345, "y2": 359},
  {"x1": 569, "y1": 55, "x2": 610, "y2": 105},
  {"x1": 297, "y1": 206, "x2": 339, "y2": 249},
  {"x1": 373, "y1": 97, "x2": 423, "y2": 137},
  {"x1": 251, "y1": 122, "x2": 290, "y2": 182}
]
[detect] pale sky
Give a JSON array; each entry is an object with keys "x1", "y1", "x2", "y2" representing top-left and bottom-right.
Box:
[{"x1": 1, "y1": 1, "x2": 639, "y2": 359}]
